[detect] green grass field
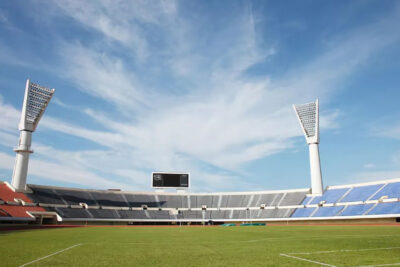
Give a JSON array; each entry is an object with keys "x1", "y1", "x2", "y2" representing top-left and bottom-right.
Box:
[{"x1": 1, "y1": 225, "x2": 400, "y2": 266}]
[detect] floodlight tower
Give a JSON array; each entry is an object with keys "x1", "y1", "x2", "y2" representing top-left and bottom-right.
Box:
[
  {"x1": 11, "y1": 79, "x2": 55, "y2": 192},
  {"x1": 293, "y1": 99, "x2": 323, "y2": 195}
]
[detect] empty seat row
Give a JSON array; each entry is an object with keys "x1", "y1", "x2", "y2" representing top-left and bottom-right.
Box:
[
  {"x1": 306, "y1": 182, "x2": 400, "y2": 205},
  {"x1": 291, "y1": 202, "x2": 400, "y2": 217},
  {"x1": 26, "y1": 185, "x2": 307, "y2": 209}
]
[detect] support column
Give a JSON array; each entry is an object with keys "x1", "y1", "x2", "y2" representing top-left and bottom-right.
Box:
[
  {"x1": 11, "y1": 130, "x2": 33, "y2": 192},
  {"x1": 308, "y1": 143, "x2": 323, "y2": 195}
]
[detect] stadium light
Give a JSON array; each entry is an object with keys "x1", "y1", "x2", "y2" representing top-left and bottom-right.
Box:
[
  {"x1": 293, "y1": 99, "x2": 323, "y2": 195},
  {"x1": 11, "y1": 79, "x2": 55, "y2": 192}
]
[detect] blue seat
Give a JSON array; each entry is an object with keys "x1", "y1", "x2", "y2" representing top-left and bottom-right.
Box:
[
  {"x1": 291, "y1": 207, "x2": 316, "y2": 217},
  {"x1": 312, "y1": 206, "x2": 344, "y2": 217},
  {"x1": 340, "y1": 204, "x2": 374, "y2": 216},
  {"x1": 340, "y1": 184, "x2": 383, "y2": 202},
  {"x1": 367, "y1": 202, "x2": 400, "y2": 215},
  {"x1": 371, "y1": 182, "x2": 400, "y2": 200},
  {"x1": 310, "y1": 188, "x2": 349, "y2": 204},
  {"x1": 301, "y1": 196, "x2": 312, "y2": 205}
]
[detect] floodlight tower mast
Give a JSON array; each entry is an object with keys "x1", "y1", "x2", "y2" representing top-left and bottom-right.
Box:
[
  {"x1": 293, "y1": 99, "x2": 323, "y2": 195},
  {"x1": 11, "y1": 79, "x2": 55, "y2": 192}
]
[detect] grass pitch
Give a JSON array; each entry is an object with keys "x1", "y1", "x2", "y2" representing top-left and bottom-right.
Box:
[{"x1": 2, "y1": 225, "x2": 400, "y2": 266}]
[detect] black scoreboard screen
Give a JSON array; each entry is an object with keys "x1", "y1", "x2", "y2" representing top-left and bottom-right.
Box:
[{"x1": 152, "y1": 173, "x2": 189, "y2": 188}]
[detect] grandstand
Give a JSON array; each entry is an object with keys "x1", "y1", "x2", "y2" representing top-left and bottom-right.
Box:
[
  {"x1": 1, "y1": 178, "x2": 399, "y2": 224},
  {"x1": 1, "y1": 81, "x2": 399, "y2": 226}
]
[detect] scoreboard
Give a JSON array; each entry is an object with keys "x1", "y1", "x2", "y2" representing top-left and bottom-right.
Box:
[{"x1": 152, "y1": 173, "x2": 189, "y2": 188}]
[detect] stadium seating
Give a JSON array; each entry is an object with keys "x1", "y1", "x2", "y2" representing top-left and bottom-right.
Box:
[
  {"x1": 0, "y1": 207, "x2": 9, "y2": 217},
  {"x1": 182, "y1": 210, "x2": 201, "y2": 219},
  {"x1": 340, "y1": 204, "x2": 374, "y2": 216},
  {"x1": 125, "y1": 194, "x2": 159, "y2": 207},
  {"x1": 27, "y1": 186, "x2": 66, "y2": 204},
  {"x1": 210, "y1": 210, "x2": 227, "y2": 220},
  {"x1": 55, "y1": 189, "x2": 98, "y2": 205},
  {"x1": 226, "y1": 195, "x2": 245, "y2": 208},
  {"x1": 2, "y1": 180, "x2": 400, "y2": 223},
  {"x1": 246, "y1": 193, "x2": 277, "y2": 207},
  {"x1": 118, "y1": 210, "x2": 148, "y2": 219},
  {"x1": 370, "y1": 182, "x2": 400, "y2": 200},
  {"x1": 291, "y1": 207, "x2": 317, "y2": 217},
  {"x1": 312, "y1": 206, "x2": 344, "y2": 217},
  {"x1": 158, "y1": 195, "x2": 185, "y2": 208},
  {"x1": 339, "y1": 184, "x2": 384, "y2": 202},
  {"x1": 367, "y1": 202, "x2": 400, "y2": 215},
  {"x1": 90, "y1": 192, "x2": 128, "y2": 207},
  {"x1": 55, "y1": 207, "x2": 92, "y2": 218},
  {"x1": 301, "y1": 196, "x2": 312, "y2": 205},
  {"x1": 279, "y1": 192, "x2": 307, "y2": 206},
  {"x1": 0, "y1": 183, "x2": 46, "y2": 219},
  {"x1": 0, "y1": 205, "x2": 45, "y2": 218},
  {"x1": 147, "y1": 210, "x2": 171, "y2": 220},
  {"x1": 309, "y1": 188, "x2": 349, "y2": 204},
  {"x1": 88, "y1": 208, "x2": 119, "y2": 219},
  {"x1": 0, "y1": 183, "x2": 32, "y2": 203}
]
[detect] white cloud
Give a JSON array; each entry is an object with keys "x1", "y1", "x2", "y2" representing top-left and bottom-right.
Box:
[
  {"x1": 1, "y1": 2, "x2": 400, "y2": 191},
  {"x1": 0, "y1": 96, "x2": 19, "y2": 133},
  {"x1": 0, "y1": 151, "x2": 125, "y2": 189},
  {"x1": 363, "y1": 163, "x2": 376, "y2": 169},
  {"x1": 59, "y1": 43, "x2": 146, "y2": 111},
  {"x1": 52, "y1": 97, "x2": 75, "y2": 110},
  {"x1": 54, "y1": 0, "x2": 178, "y2": 61},
  {"x1": 376, "y1": 123, "x2": 400, "y2": 140},
  {"x1": 41, "y1": 115, "x2": 124, "y2": 149}
]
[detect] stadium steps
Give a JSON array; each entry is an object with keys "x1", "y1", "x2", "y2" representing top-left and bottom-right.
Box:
[
  {"x1": 143, "y1": 210, "x2": 151, "y2": 219},
  {"x1": 310, "y1": 207, "x2": 319, "y2": 217},
  {"x1": 340, "y1": 184, "x2": 384, "y2": 203},
  {"x1": 367, "y1": 183, "x2": 387, "y2": 201},
  {"x1": 367, "y1": 202, "x2": 400, "y2": 215},
  {"x1": 336, "y1": 205, "x2": 347, "y2": 216},
  {"x1": 276, "y1": 192, "x2": 287, "y2": 206},
  {"x1": 367, "y1": 183, "x2": 388, "y2": 201},
  {"x1": 363, "y1": 202, "x2": 379, "y2": 215},
  {"x1": 55, "y1": 191, "x2": 69, "y2": 205},
  {"x1": 370, "y1": 182, "x2": 400, "y2": 200},
  {"x1": 0, "y1": 183, "x2": 32, "y2": 203},
  {"x1": 246, "y1": 194, "x2": 255, "y2": 208},
  {"x1": 336, "y1": 187, "x2": 353, "y2": 202},
  {"x1": 0, "y1": 204, "x2": 45, "y2": 218},
  {"x1": 340, "y1": 204, "x2": 374, "y2": 216}
]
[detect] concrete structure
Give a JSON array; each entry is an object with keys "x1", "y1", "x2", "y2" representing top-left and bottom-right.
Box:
[
  {"x1": 2, "y1": 178, "x2": 399, "y2": 224},
  {"x1": 11, "y1": 79, "x2": 54, "y2": 192},
  {"x1": 293, "y1": 99, "x2": 323, "y2": 195}
]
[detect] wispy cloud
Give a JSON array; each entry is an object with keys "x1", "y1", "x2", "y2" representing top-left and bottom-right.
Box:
[
  {"x1": 363, "y1": 163, "x2": 376, "y2": 169},
  {"x1": 54, "y1": 0, "x2": 178, "y2": 61},
  {"x1": 1, "y1": 2, "x2": 400, "y2": 191}
]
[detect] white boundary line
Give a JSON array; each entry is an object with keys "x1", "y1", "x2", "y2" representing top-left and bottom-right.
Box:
[
  {"x1": 289, "y1": 247, "x2": 400, "y2": 255},
  {"x1": 237, "y1": 234, "x2": 400, "y2": 244},
  {"x1": 354, "y1": 263, "x2": 400, "y2": 267},
  {"x1": 281, "y1": 247, "x2": 400, "y2": 267},
  {"x1": 19, "y1": 243, "x2": 82, "y2": 267},
  {"x1": 280, "y1": 253, "x2": 336, "y2": 266}
]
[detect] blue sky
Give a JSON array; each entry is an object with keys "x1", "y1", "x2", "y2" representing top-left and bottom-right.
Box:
[{"x1": 1, "y1": 0, "x2": 400, "y2": 192}]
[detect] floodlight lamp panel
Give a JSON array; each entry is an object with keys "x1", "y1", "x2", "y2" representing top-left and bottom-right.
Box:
[
  {"x1": 19, "y1": 79, "x2": 55, "y2": 132},
  {"x1": 293, "y1": 99, "x2": 319, "y2": 144}
]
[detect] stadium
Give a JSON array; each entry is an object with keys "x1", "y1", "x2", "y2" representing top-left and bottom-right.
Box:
[
  {"x1": 2, "y1": 1, "x2": 400, "y2": 266},
  {"x1": 2, "y1": 81, "x2": 399, "y2": 226},
  {"x1": 1, "y1": 80, "x2": 400, "y2": 266}
]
